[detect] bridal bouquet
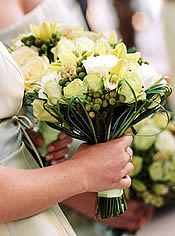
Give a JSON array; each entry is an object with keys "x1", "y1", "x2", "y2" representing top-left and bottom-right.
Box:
[
  {"x1": 126, "y1": 113, "x2": 175, "y2": 207},
  {"x1": 11, "y1": 22, "x2": 172, "y2": 219}
]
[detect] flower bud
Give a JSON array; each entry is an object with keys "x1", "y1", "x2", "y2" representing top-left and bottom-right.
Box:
[
  {"x1": 85, "y1": 104, "x2": 91, "y2": 111},
  {"x1": 95, "y1": 98, "x2": 102, "y2": 105},
  {"x1": 94, "y1": 104, "x2": 101, "y2": 111}
]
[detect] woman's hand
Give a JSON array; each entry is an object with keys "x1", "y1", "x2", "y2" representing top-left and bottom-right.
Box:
[
  {"x1": 27, "y1": 130, "x2": 72, "y2": 165},
  {"x1": 71, "y1": 135, "x2": 134, "y2": 192}
]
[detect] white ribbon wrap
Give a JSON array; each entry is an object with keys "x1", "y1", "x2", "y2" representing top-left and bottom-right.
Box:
[{"x1": 98, "y1": 189, "x2": 123, "y2": 198}]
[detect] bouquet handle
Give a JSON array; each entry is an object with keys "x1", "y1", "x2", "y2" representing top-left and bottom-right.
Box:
[{"x1": 96, "y1": 189, "x2": 127, "y2": 218}]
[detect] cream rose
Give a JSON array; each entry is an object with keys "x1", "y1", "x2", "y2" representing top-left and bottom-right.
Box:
[
  {"x1": 11, "y1": 46, "x2": 38, "y2": 67},
  {"x1": 22, "y1": 55, "x2": 49, "y2": 91}
]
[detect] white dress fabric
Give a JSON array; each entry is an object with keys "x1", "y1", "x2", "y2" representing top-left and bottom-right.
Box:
[
  {"x1": 0, "y1": 0, "x2": 87, "y2": 45},
  {"x1": 0, "y1": 42, "x2": 76, "y2": 236}
]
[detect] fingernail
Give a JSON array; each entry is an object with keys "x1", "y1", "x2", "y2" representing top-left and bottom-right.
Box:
[
  {"x1": 59, "y1": 133, "x2": 66, "y2": 140},
  {"x1": 48, "y1": 145, "x2": 55, "y2": 152},
  {"x1": 51, "y1": 161, "x2": 57, "y2": 165},
  {"x1": 46, "y1": 154, "x2": 53, "y2": 160},
  {"x1": 65, "y1": 154, "x2": 68, "y2": 159},
  {"x1": 67, "y1": 144, "x2": 71, "y2": 148}
]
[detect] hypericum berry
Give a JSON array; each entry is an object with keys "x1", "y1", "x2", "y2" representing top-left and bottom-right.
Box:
[
  {"x1": 95, "y1": 98, "x2": 102, "y2": 105},
  {"x1": 93, "y1": 92, "x2": 101, "y2": 98},
  {"x1": 59, "y1": 79, "x2": 67, "y2": 86},
  {"x1": 105, "y1": 94, "x2": 110, "y2": 100},
  {"x1": 79, "y1": 72, "x2": 86, "y2": 79},
  {"x1": 94, "y1": 104, "x2": 101, "y2": 111},
  {"x1": 88, "y1": 91, "x2": 93, "y2": 97},
  {"x1": 110, "y1": 91, "x2": 117, "y2": 98},
  {"x1": 109, "y1": 98, "x2": 116, "y2": 105},
  {"x1": 76, "y1": 67, "x2": 83, "y2": 74},
  {"x1": 52, "y1": 33, "x2": 57, "y2": 39},
  {"x1": 86, "y1": 96, "x2": 92, "y2": 102},
  {"x1": 35, "y1": 39, "x2": 42, "y2": 47},
  {"x1": 41, "y1": 44, "x2": 48, "y2": 52},
  {"x1": 102, "y1": 100, "x2": 108, "y2": 108},
  {"x1": 102, "y1": 111, "x2": 108, "y2": 118},
  {"x1": 85, "y1": 104, "x2": 91, "y2": 111},
  {"x1": 89, "y1": 111, "x2": 95, "y2": 119},
  {"x1": 71, "y1": 74, "x2": 78, "y2": 80},
  {"x1": 45, "y1": 39, "x2": 51, "y2": 45}
]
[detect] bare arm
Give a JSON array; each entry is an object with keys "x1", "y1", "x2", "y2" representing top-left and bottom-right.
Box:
[{"x1": 0, "y1": 136, "x2": 134, "y2": 223}]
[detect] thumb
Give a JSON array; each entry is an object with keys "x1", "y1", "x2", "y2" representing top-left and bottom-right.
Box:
[
  {"x1": 26, "y1": 129, "x2": 44, "y2": 147},
  {"x1": 77, "y1": 143, "x2": 89, "y2": 152}
]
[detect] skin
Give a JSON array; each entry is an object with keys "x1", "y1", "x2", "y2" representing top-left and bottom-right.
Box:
[
  {"x1": 27, "y1": 130, "x2": 73, "y2": 165},
  {"x1": 0, "y1": 136, "x2": 134, "y2": 223}
]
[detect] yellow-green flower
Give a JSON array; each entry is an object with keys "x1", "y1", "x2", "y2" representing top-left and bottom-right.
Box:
[
  {"x1": 84, "y1": 73, "x2": 103, "y2": 93},
  {"x1": 30, "y1": 22, "x2": 58, "y2": 40},
  {"x1": 64, "y1": 79, "x2": 87, "y2": 98},
  {"x1": 33, "y1": 99, "x2": 58, "y2": 123}
]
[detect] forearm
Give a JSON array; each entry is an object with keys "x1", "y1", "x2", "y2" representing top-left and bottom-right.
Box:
[{"x1": 0, "y1": 160, "x2": 86, "y2": 223}]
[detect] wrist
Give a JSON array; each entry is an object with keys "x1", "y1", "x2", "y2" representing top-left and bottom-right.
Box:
[{"x1": 64, "y1": 159, "x2": 88, "y2": 195}]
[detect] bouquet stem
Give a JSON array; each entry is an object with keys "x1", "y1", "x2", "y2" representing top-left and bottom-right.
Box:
[{"x1": 96, "y1": 189, "x2": 127, "y2": 218}]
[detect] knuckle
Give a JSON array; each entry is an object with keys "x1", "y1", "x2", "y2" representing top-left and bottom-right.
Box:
[{"x1": 123, "y1": 177, "x2": 131, "y2": 189}]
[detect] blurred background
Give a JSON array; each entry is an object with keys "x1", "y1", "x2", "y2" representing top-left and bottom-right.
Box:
[{"x1": 69, "y1": 0, "x2": 175, "y2": 235}]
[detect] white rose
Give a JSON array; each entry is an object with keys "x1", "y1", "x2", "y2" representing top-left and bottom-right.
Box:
[
  {"x1": 22, "y1": 55, "x2": 49, "y2": 92},
  {"x1": 155, "y1": 130, "x2": 175, "y2": 154},
  {"x1": 11, "y1": 46, "x2": 38, "y2": 67},
  {"x1": 76, "y1": 36, "x2": 95, "y2": 53},
  {"x1": 82, "y1": 55, "x2": 118, "y2": 76},
  {"x1": 137, "y1": 64, "x2": 161, "y2": 90}
]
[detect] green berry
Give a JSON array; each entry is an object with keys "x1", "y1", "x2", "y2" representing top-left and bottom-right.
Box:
[
  {"x1": 26, "y1": 40, "x2": 31, "y2": 46},
  {"x1": 85, "y1": 104, "x2": 91, "y2": 111},
  {"x1": 76, "y1": 67, "x2": 83, "y2": 74},
  {"x1": 79, "y1": 72, "x2": 86, "y2": 79},
  {"x1": 35, "y1": 39, "x2": 42, "y2": 47},
  {"x1": 71, "y1": 74, "x2": 78, "y2": 80},
  {"x1": 102, "y1": 100, "x2": 108, "y2": 108},
  {"x1": 89, "y1": 111, "x2": 95, "y2": 119},
  {"x1": 86, "y1": 96, "x2": 92, "y2": 102},
  {"x1": 101, "y1": 94, "x2": 105, "y2": 99},
  {"x1": 94, "y1": 53, "x2": 99, "y2": 57},
  {"x1": 95, "y1": 98, "x2": 102, "y2": 105},
  {"x1": 94, "y1": 104, "x2": 101, "y2": 111},
  {"x1": 88, "y1": 91, "x2": 93, "y2": 97},
  {"x1": 93, "y1": 92, "x2": 100, "y2": 98},
  {"x1": 45, "y1": 39, "x2": 51, "y2": 45},
  {"x1": 110, "y1": 91, "x2": 117, "y2": 98},
  {"x1": 59, "y1": 79, "x2": 67, "y2": 86},
  {"x1": 109, "y1": 98, "x2": 116, "y2": 105},
  {"x1": 105, "y1": 94, "x2": 110, "y2": 100},
  {"x1": 41, "y1": 44, "x2": 48, "y2": 51},
  {"x1": 52, "y1": 33, "x2": 57, "y2": 39}
]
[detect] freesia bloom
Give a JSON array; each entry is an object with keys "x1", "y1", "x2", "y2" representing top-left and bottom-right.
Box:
[
  {"x1": 137, "y1": 64, "x2": 161, "y2": 90},
  {"x1": 39, "y1": 71, "x2": 62, "y2": 105},
  {"x1": 30, "y1": 22, "x2": 58, "y2": 40},
  {"x1": 82, "y1": 55, "x2": 118, "y2": 76}
]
